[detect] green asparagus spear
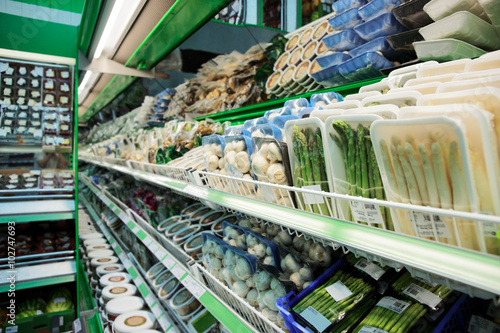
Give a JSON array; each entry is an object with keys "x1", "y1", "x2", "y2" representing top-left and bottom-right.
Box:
[
  {"x1": 398, "y1": 144, "x2": 422, "y2": 206},
  {"x1": 432, "y1": 142, "x2": 452, "y2": 209},
  {"x1": 358, "y1": 125, "x2": 370, "y2": 198}
]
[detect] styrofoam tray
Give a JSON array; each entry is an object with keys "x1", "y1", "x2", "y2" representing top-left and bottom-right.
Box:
[
  {"x1": 344, "y1": 90, "x2": 382, "y2": 101},
  {"x1": 437, "y1": 75, "x2": 500, "y2": 93},
  {"x1": 404, "y1": 72, "x2": 456, "y2": 87},
  {"x1": 387, "y1": 82, "x2": 440, "y2": 95},
  {"x1": 416, "y1": 58, "x2": 471, "y2": 78},
  {"x1": 343, "y1": 104, "x2": 399, "y2": 118}
]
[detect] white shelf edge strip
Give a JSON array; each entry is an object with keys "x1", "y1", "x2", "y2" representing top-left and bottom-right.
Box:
[
  {"x1": 80, "y1": 196, "x2": 175, "y2": 332},
  {"x1": 0, "y1": 199, "x2": 75, "y2": 216},
  {"x1": 80, "y1": 176, "x2": 261, "y2": 332},
  {"x1": 79, "y1": 160, "x2": 500, "y2": 298}
]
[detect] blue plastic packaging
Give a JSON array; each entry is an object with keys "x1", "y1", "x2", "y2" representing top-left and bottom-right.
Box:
[
  {"x1": 201, "y1": 134, "x2": 226, "y2": 153},
  {"x1": 297, "y1": 107, "x2": 317, "y2": 118},
  {"x1": 284, "y1": 98, "x2": 310, "y2": 111},
  {"x1": 332, "y1": 0, "x2": 368, "y2": 14},
  {"x1": 358, "y1": 0, "x2": 402, "y2": 21},
  {"x1": 310, "y1": 63, "x2": 347, "y2": 86},
  {"x1": 338, "y1": 51, "x2": 394, "y2": 81},
  {"x1": 264, "y1": 106, "x2": 293, "y2": 120},
  {"x1": 323, "y1": 29, "x2": 366, "y2": 52},
  {"x1": 310, "y1": 92, "x2": 343, "y2": 107},
  {"x1": 222, "y1": 221, "x2": 248, "y2": 250},
  {"x1": 245, "y1": 230, "x2": 282, "y2": 271},
  {"x1": 224, "y1": 125, "x2": 251, "y2": 137},
  {"x1": 250, "y1": 123, "x2": 283, "y2": 141},
  {"x1": 348, "y1": 36, "x2": 403, "y2": 61},
  {"x1": 354, "y1": 12, "x2": 407, "y2": 41},
  {"x1": 271, "y1": 115, "x2": 299, "y2": 129},
  {"x1": 316, "y1": 52, "x2": 352, "y2": 69},
  {"x1": 328, "y1": 7, "x2": 364, "y2": 30},
  {"x1": 243, "y1": 117, "x2": 268, "y2": 131}
]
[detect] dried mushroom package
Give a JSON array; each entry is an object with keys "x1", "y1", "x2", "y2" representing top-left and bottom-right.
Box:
[
  {"x1": 325, "y1": 114, "x2": 394, "y2": 231},
  {"x1": 371, "y1": 117, "x2": 482, "y2": 252},
  {"x1": 285, "y1": 118, "x2": 336, "y2": 217}
]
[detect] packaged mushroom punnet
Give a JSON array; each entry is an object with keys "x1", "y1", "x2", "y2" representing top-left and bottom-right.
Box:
[
  {"x1": 251, "y1": 137, "x2": 294, "y2": 208},
  {"x1": 202, "y1": 134, "x2": 226, "y2": 190},
  {"x1": 222, "y1": 221, "x2": 248, "y2": 250},
  {"x1": 285, "y1": 117, "x2": 336, "y2": 217},
  {"x1": 371, "y1": 116, "x2": 481, "y2": 251},
  {"x1": 201, "y1": 233, "x2": 229, "y2": 283},
  {"x1": 324, "y1": 114, "x2": 394, "y2": 230},
  {"x1": 263, "y1": 106, "x2": 293, "y2": 122},
  {"x1": 397, "y1": 104, "x2": 500, "y2": 255},
  {"x1": 222, "y1": 134, "x2": 256, "y2": 196}
]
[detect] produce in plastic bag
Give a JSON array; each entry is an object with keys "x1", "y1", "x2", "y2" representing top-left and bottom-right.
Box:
[
  {"x1": 222, "y1": 221, "x2": 247, "y2": 250},
  {"x1": 310, "y1": 92, "x2": 343, "y2": 107},
  {"x1": 246, "y1": 231, "x2": 281, "y2": 269},
  {"x1": 223, "y1": 135, "x2": 257, "y2": 196}
]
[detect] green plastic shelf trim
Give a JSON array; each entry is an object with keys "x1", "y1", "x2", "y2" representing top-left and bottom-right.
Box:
[
  {"x1": 81, "y1": 159, "x2": 500, "y2": 297},
  {"x1": 80, "y1": 0, "x2": 232, "y2": 123},
  {"x1": 0, "y1": 212, "x2": 74, "y2": 223},
  {"x1": 194, "y1": 77, "x2": 385, "y2": 124},
  {"x1": 77, "y1": 260, "x2": 96, "y2": 312},
  {"x1": 78, "y1": 0, "x2": 103, "y2": 55},
  {"x1": 80, "y1": 175, "x2": 255, "y2": 333},
  {"x1": 0, "y1": 275, "x2": 75, "y2": 293}
]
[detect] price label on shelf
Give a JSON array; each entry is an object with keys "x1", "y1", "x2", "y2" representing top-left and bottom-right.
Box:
[
  {"x1": 355, "y1": 258, "x2": 386, "y2": 280},
  {"x1": 145, "y1": 293, "x2": 156, "y2": 305},
  {"x1": 325, "y1": 281, "x2": 352, "y2": 302},
  {"x1": 403, "y1": 283, "x2": 441, "y2": 309},
  {"x1": 151, "y1": 304, "x2": 162, "y2": 317},
  {"x1": 182, "y1": 275, "x2": 206, "y2": 299},
  {"x1": 162, "y1": 256, "x2": 175, "y2": 269},
  {"x1": 482, "y1": 222, "x2": 499, "y2": 238},
  {"x1": 350, "y1": 201, "x2": 368, "y2": 223},
  {"x1": 302, "y1": 185, "x2": 325, "y2": 205},
  {"x1": 155, "y1": 249, "x2": 167, "y2": 261},
  {"x1": 157, "y1": 314, "x2": 172, "y2": 331},
  {"x1": 171, "y1": 264, "x2": 186, "y2": 280},
  {"x1": 149, "y1": 242, "x2": 159, "y2": 253},
  {"x1": 376, "y1": 297, "x2": 410, "y2": 314},
  {"x1": 409, "y1": 212, "x2": 452, "y2": 238}
]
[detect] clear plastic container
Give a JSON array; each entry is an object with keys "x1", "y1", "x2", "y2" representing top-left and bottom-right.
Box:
[
  {"x1": 437, "y1": 75, "x2": 500, "y2": 93},
  {"x1": 465, "y1": 54, "x2": 500, "y2": 72},
  {"x1": 392, "y1": 0, "x2": 433, "y2": 29},
  {"x1": 371, "y1": 116, "x2": 480, "y2": 249},
  {"x1": 416, "y1": 58, "x2": 470, "y2": 77},
  {"x1": 338, "y1": 52, "x2": 394, "y2": 81},
  {"x1": 453, "y1": 68, "x2": 500, "y2": 81},
  {"x1": 387, "y1": 82, "x2": 440, "y2": 94},
  {"x1": 359, "y1": 0, "x2": 402, "y2": 21},
  {"x1": 423, "y1": 0, "x2": 490, "y2": 22},
  {"x1": 328, "y1": 8, "x2": 363, "y2": 30},
  {"x1": 413, "y1": 39, "x2": 487, "y2": 62},
  {"x1": 325, "y1": 114, "x2": 393, "y2": 229},
  {"x1": 359, "y1": 78, "x2": 395, "y2": 94},
  {"x1": 418, "y1": 11, "x2": 500, "y2": 51},
  {"x1": 324, "y1": 100, "x2": 362, "y2": 110},
  {"x1": 323, "y1": 29, "x2": 366, "y2": 52},
  {"x1": 310, "y1": 108, "x2": 345, "y2": 122},
  {"x1": 404, "y1": 72, "x2": 456, "y2": 86},
  {"x1": 361, "y1": 90, "x2": 422, "y2": 107},
  {"x1": 354, "y1": 12, "x2": 407, "y2": 41},
  {"x1": 342, "y1": 104, "x2": 399, "y2": 118},
  {"x1": 344, "y1": 91, "x2": 382, "y2": 101}
]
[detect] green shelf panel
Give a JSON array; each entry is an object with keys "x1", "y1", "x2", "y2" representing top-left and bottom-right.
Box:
[
  {"x1": 78, "y1": 0, "x2": 103, "y2": 55},
  {"x1": 77, "y1": 261, "x2": 96, "y2": 312},
  {"x1": 83, "y1": 313, "x2": 104, "y2": 333},
  {"x1": 194, "y1": 77, "x2": 385, "y2": 124},
  {"x1": 199, "y1": 292, "x2": 254, "y2": 333},
  {"x1": 0, "y1": 212, "x2": 74, "y2": 223},
  {"x1": 0, "y1": 275, "x2": 75, "y2": 293},
  {"x1": 80, "y1": 0, "x2": 232, "y2": 123}
]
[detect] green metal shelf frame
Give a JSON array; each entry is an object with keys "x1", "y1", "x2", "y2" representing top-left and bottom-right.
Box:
[
  {"x1": 80, "y1": 0, "x2": 233, "y2": 123},
  {"x1": 80, "y1": 175, "x2": 257, "y2": 333},
  {"x1": 80, "y1": 158, "x2": 500, "y2": 299},
  {"x1": 193, "y1": 77, "x2": 385, "y2": 124}
]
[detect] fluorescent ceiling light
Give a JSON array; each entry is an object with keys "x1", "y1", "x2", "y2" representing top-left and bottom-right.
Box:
[
  {"x1": 93, "y1": 0, "x2": 145, "y2": 59},
  {"x1": 78, "y1": 70, "x2": 98, "y2": 105},
  {"x1": 78, "y1": 70, "x2": 93, "y2": 92}
]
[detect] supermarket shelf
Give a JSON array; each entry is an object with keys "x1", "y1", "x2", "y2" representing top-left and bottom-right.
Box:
[
  {"x1": 80, "y1": 158, "x2": 500, "y2": 300},
  {"x1": 193, "y1": 77, "x2": 384, "y2": 124},
  {"x1": 0, "y1": 199, "x2": 75, "y2": 222},
  {"x1": 81, "y1": 195, "x2": 178, "y2": 333},
  {"x1": 0, "y1": 146, "x2": 72, "y2": 153},
  {"x1": 0, "y1": 260, "x2": 76, "y2": 293},
  {"x1": 79, "y1": 0, "x2": 233, "y2": 123},
  {"x1": 77, "y1": 260, "x2": 97, "y2": 312},
  {"x1": 80, "y1": 176, "x2": 263, "y2": 333}
]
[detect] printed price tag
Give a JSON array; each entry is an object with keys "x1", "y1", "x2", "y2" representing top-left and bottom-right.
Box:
[
  {"x1": 226, "y1": 163, "x2": 243, "y2": 178},
  {"x1": 149, "y1": 242, "x2": 159, "y2": 253},
  {"x1": 482, "y1": 222, "x2": 499, "y2": 238},
  {"x1": 158, "y1": 314, "x2": 171, "y2": 330},
  {"x1": 364, "y1": 203, "x2": 384, "y2": 225},
  {"x1": 151, "y1": 304, "x2": 162, "y2": 317},
  {"x1": 260, "y1": 186, "x2": 279, "y2": 202},
  {"x1": 359, "y1": 327, "x2": 388, "y2": 333},
  {"x1": 300, "y1": 306, "x2": 331, "y2": 332},
  {"x1": 302, "y1": 185, "x2": 325, "y2": 205},
  {"x1": 376, "y1": 297, "x2": 410, "y2": 314},
  {"x1": 410, "y1": 212, "x2": 451, "y2": 238},
  {"x1": 325, "y1": 281, "x2": 353, "y2": 302},
  {"x1": 355, "y1": 259, "x2": 386, "y2": 280},
  {"x1": 350, "y1": 201, "x2": 368, "y2": 223},
  {"x1": 162, "y1": 256, "x2": 175, "y2": 269},
  {"x1": 182, "y1": 275, "x2": 206, "y2": 299},
  {"x1": 171, "y1": 264, "x2": 186, "y2": 279},
  {"x1": 53, "y1": 297, "x2": 66, "y2": 304},
  {"x1": 6, "y1": 326, "x2": 18, "y2": 333},
  {"x1": 468, "y1": 315, "x2": 500, "y2": 333},
  {"x1": 403, "y1": 283, "x2": 442, "y2": 309},
  {"x1": 73, "y1": 319, "x2": 82, "y2": 333}
]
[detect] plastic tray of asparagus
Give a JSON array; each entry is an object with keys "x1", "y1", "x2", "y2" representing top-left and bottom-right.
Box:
[
  {"x1": 325, "y1": 115, "x2": 394, "y2": 230},
  {"x1": 351, "y1": 296, "x2": 427, "y2": 333},
  {"x1": 288, "y1": 260, "x2": 376, "y2": 332},
  {"x1": 284, "y1": 118, "x2": 335, "y2": 217}
]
